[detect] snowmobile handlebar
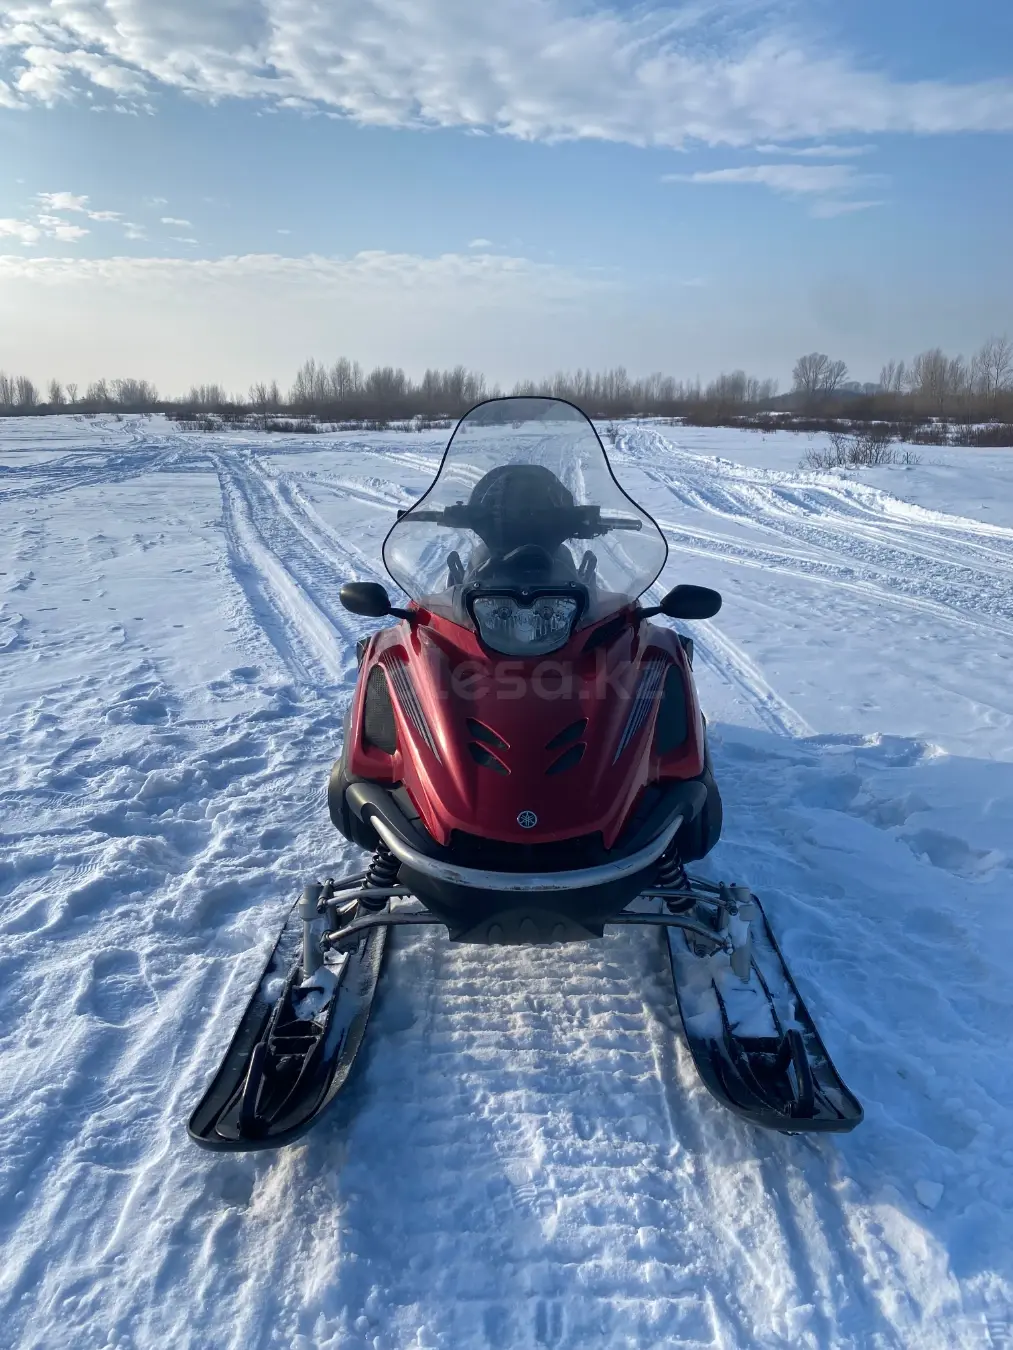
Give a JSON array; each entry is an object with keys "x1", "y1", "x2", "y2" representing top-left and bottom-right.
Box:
[{"x1": 400, "y1": 503, "x2": 643, "y2": 539}]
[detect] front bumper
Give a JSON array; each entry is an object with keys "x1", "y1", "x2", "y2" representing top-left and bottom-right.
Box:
[{"x1": 345, "y1": 778, "x2": 707, "y2": 894}]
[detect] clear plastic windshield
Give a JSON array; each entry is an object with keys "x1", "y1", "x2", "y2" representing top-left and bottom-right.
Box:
[{"x1": 382, "y1": 398, "x2": 667, "y2": 637}]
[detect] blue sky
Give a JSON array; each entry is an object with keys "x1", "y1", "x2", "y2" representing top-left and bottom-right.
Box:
[{"x1": 0, "y1": 0, "x2": 1011, "y2": 395}]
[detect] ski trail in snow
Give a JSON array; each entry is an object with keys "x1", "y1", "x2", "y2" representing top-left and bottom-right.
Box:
[
  {"x1": 649, "y1": 514, "x2": 1013, "y2": 642},
  {"x1": 213, "y1": 452, "x2": 356, "y2": 687},
  {"x1": 3, "y1": 417, "x2": 1013, "y2": 1350},
  {"x1": 691, "y1": 621, "x2": 814, "y2": 738},
  {"x1": 621, "y1": 427, "x2": 1013, "y2": 641}
]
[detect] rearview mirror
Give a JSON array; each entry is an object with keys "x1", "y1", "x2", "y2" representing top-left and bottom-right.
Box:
[
  {"x1": 340, "y1": 581, "x2": 392, "y2": 617},
  {"x1": 657, "y1": 584, "x2": 722, "y2": 620}
]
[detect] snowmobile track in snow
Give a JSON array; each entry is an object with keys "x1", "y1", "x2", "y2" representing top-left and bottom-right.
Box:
[{"x1": 2, "y1": 416, "x2": 1012, "y2": 1350}]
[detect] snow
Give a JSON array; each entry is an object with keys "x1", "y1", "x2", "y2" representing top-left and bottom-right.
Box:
[{"x1": 2, "y1": 413, "x2": 1013, "y2": 1349}]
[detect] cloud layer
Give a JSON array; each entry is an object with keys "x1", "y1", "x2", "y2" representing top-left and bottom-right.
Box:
[
  {"x1": 0, "y1": 249, "x2": 609, "y2": 390},
  {"x1": 1, "y1": 0, "x2": 1013, "y2": 147}
]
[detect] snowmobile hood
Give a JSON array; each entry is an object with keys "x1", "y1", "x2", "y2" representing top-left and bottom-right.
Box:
[{"x1": 347, "y1": 610, "x2": 703, "y2": 853}]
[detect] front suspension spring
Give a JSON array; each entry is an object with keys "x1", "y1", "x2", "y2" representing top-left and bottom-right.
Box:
[
  {"x1": 655, "y1": 851, "x2": 693, "y2": 912},
  {"x1": 358, "y1": 845, "x2": 400, "y2": 911}
]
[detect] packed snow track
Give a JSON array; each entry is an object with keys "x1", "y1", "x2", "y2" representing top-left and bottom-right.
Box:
[{"x1": 2, "y1": 414, "x2": 1012, "y2": 1349}]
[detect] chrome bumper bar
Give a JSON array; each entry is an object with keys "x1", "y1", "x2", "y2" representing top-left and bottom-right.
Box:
[{"x1": 368, "y1": 814, "x2": 684, "y2": 893}]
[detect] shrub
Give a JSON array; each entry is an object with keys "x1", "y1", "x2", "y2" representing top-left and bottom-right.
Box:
[{"x1": 802, "y1": 431, "x2": 920, "y2": 470}]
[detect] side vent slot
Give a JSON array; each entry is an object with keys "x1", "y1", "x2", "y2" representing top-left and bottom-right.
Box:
[
  {"x1": 468, "y1": 742, "x2": 509, "y2": 775},
  {"x1": 654, "y1": 665, "x2": 689, "y2": 754},
  {"x1": 613, "y1": 656, "x2": 667, "y2": 762},
  {"x1": 546, "y1": 743, "x2": 585, "y2": 776},
  {"x1": 383, "y1": 655, "x2": 441, "y2": 761},
  {"x1": 362, "y1": 666, "x2": 396, "y2": 754},
  {"x1": 467, "y1": 718, "x2": 509, "y2": 752},
  {"x1": 545, "y1": 718, "x2": 587, "y2": 751}
]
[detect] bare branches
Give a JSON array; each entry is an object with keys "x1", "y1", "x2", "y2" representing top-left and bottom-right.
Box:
[
  {"x1": 802, "y1": 431, "x2": 920, "y2": 470},
  {"x1": 793, "y1": 352, "x2": 849, "y2": 399},
  {"x1": 972, "y1": 335, "x2": 1013, "y2": 410}
]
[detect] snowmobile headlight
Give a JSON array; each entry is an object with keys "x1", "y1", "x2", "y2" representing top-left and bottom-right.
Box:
[{"x1": 472, "y1": 594, "x2": 580, "y2": 656}]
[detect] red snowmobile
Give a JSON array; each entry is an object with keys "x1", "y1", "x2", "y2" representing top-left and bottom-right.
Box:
[{"x1": 189, "y1": 397, "x2": 862, "y2": 1150}]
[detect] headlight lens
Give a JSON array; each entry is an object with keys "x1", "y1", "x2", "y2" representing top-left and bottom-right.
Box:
[{"x1": 472, "y1": 594, "x2": 579, "y2": 655}]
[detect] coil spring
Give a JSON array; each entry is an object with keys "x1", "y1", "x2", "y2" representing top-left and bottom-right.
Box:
[
  {"x1": 358, "y1": 845, "x2": 400, "y2": 911},
  {"x1": 656, "y1": 850, "x2": 693, "y2": 912}
]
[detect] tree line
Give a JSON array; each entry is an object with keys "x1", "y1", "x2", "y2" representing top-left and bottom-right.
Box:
[
  {"x1": 0, "y1": 336, "x2": 1010, "y2": 422},
  {"x1": 791, "y1": 336, "x2": 1013, "y2": 418}
]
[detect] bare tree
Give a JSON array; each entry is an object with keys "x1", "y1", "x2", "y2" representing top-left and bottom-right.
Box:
[
  {"x1": 113, "y1": 378, "x2": 158, "y2": 408},
  {"x1": 66, "y1": 382, "x2": 78, "y2": 404},
  {"x1": 793, "y1": 353, "x2": 849, "y2": 399},
  {"x1": 822, "y1": 358, "x2": 849, "y2": 394},
  {"x1": 972, "y1": 335, "x2": 1013, "y2": 409},
  {"x1": 793, "y1": 352, "x2": 831, "y2": 397},
  {"x1": 905, "y1": 348, "x2": 969, "y2": 413},
  {"x1": 879, "y1": 359, "x2": 907, "y2": 394},
  {"x1": 705, "y1": 370, "x2": 748, "y2": 405},
  {"x1": 184, "y1": 383, "x2": 229, "y2": 410},
  {"x1": 47, "y1": 379, "x2": 65, "y2": 406},
  {"x1": 15, "y1": 376, "x2": 39, "y2": 409}
]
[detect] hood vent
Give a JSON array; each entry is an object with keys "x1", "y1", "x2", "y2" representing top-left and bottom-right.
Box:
[
  {"x1": 546, "y1": 743, "x2": 585, "y2": 776},
  {"x1": 613, "y1": 657, "x2": 667, "y2": 762},
  {"x1": 467, "y1": 718, "x2": 509, "y2": 752},
  {"x1": 362, "y1": 666, "x2": 396, "y2": 754},
  {"x1": 654, "y1": 665, "x2": 689, "y2": 755},
  {"x1": 545, "y1": 718, "x2": 587, "y2": 751},
  {"x1": 383, "y1": 654, "x2": 440, "y2": 761},
  {"x1": 468, "y1": 742, "x2": 510, "y2": 775}
]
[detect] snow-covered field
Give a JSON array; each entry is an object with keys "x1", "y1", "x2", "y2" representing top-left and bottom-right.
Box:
[{"x1": 2, "y1": 414, "x2": 1013, "y2": 1350}]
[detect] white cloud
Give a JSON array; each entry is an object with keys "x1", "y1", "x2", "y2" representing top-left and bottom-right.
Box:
[
  {"x1": 666, "y1": 163, "x2": 870, "y2": 194},
  {"x1": 754, "y1": 143, "x2": 874, "y2": 158},
  {"x1": 469, "y1": 238, "x2": 493, "y2": 249},
  {"x1": 48, "y1": 221, "x2": 90, "y2": 241},
  {"x1": 36, "y1": 191, "x2": 89, "y2": 212},
  {"x1": 160, "y1": 216, "x2": 192, "y2": 227},
  {"x1": 809, "y1": 198, "x2": 884, "y2": 219},
  {"x1": 0, "y1": 2, "x2": 1011, "y2": 147},
  {"x1": 0, "y1": 207, "x2": 96, "y2": 245},
  {"x1": 122, "y1": 222, "x2": 147, "y2": 239},
  {"x1": 36, "y1": 191, "x2": 121, "y2": 222},
  {"x1": 665, "y1": 160, "x2": 886, "y2": 215},
  {"x1": 0, "y1": 218, "x2": 41, "y2": 244},
  {"x1": 36, "y1": 214, "x2": 90, "y2": 240}
]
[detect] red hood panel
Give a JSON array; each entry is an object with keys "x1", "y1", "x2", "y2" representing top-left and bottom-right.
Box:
[{"x1": 347, "y1": 611, "x2": 703, "y2": 849}]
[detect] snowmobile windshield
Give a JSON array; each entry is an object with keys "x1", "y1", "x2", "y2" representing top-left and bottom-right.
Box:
[{"x1": 382, "y1": 397, "x2": 667, "y2": 645}]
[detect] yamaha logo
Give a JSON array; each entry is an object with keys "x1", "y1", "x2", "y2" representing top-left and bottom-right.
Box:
[{"x1": 517, "y1": 810, "x2": 538, "y2": 829}]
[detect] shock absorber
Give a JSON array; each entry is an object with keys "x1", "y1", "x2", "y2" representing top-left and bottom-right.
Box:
[
  {"x1": 656, "y1": 850, "x2": 693, "y2": 913},
  {"x1": 358, "y1": 844, "x2": 400, "y2": 911}
]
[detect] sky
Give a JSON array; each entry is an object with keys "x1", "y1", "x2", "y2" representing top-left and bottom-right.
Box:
[{"x1": 0, "y1": 0, "x2": 1011, "y2": 396}]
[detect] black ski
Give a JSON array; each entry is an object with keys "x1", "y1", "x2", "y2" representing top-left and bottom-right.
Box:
[
  {"x1": 666, "y1": 891, "x2": 863, "y2": 1133},
  {"x1": 188, "y1": 899, "x2": 387, "y2": 1151}
]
